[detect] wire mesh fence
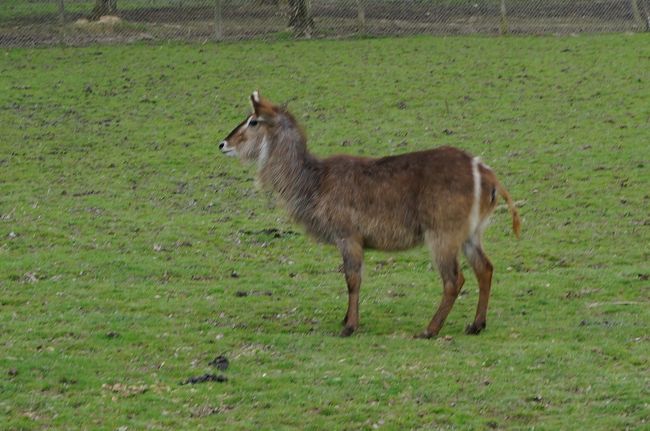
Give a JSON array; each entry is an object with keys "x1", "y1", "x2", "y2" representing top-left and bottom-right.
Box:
[{"x1": 2, "y1": 0, "x2": 649, "y2": 47}]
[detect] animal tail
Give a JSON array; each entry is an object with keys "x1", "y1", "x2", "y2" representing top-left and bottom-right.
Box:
[{"x1": 496, "y1": 181, "x2": 521, "y2": 239}]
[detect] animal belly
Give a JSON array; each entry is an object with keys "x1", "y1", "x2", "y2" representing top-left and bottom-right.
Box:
[{"x1": 361, "y1": 219, "x2": 422, "y2": 251}]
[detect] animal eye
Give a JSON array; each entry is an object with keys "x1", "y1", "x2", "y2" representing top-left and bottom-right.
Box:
[{"x1": 249, "y1": 119, "x2": 258, "y2": 127}]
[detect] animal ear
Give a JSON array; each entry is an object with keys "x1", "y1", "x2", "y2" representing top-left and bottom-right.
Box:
[
  {"x1": 250, "y1": 90, "x2": 276, "y2": 118},
  {"x1": 250, "y1": 90, "x2": 262, "y2": 114}
]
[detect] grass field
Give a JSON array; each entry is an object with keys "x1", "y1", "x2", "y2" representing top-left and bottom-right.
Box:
[{"x1": 1, "y1": 34, "x2": 649, "y2": 430}]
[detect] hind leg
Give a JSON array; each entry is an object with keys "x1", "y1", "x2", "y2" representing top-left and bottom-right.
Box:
[
  {"x1": 463, "y1": 240, "x2": 493, "y2": 335},
  {"x1": 417, "y1": 256, "x2": 464, "y2": 338},
  {"x1": 417, "y1": 234, "x2": 465, "y2": 338}
]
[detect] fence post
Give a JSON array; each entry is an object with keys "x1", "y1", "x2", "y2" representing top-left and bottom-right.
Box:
[
  {"x1": 306, "y1": 0, "x2": 313, "y2": 37},
  {"x1": 58, "y1": 0, "x2": 65, "y2": 24},
  {"x1": 214, "y1": 0, "x2": 223, "y2": 40},
  {"x1": 629, "y1": 0, "x2": 645, "y2": 30},
  {"x1": 356, "y1": 0, "x2": 365, "y2": 33},
  {"x1": 58, "y1": 0, "x2": 65, "y2": 45},
  {"x1": 499, "y1": 0, "x2": 508, "y2": 35}
]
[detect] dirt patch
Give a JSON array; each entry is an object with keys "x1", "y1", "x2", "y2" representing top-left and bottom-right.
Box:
[
  {"x1": 239, "y1": 227, "x2": 299, "y2": 239},
  {"x1": 74, "y1": 15, "x2": 122, "y2": 27},
  {"x1": 102, "y1": 382, "x2": 148, "y2": 397}
]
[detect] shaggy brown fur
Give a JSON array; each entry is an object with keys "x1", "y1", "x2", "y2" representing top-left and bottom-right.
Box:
[{"x1": 220, "y1": 92, "x2": 520, "y2": 338}]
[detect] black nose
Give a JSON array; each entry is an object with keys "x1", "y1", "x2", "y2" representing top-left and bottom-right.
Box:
[{"x1": 219, "y1": 141, "x2": 225, "y2": 149}]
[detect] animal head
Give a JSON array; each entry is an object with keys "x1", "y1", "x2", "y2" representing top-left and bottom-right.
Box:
[{"x1": 219, "y1": 91, "x2": 279, "y2": 163}]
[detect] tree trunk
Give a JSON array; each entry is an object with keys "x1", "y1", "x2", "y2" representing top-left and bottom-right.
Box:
[
  {"x1": 288, "y1": 0, "x2": 313, "y2": 37},
  {"x1": 90, "y1": 0, "x2": 117, "y2": 20}
]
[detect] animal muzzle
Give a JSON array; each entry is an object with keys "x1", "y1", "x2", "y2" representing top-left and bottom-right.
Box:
[{"x1": 219, "y1": 140, "x2": 236, "y2": 156}]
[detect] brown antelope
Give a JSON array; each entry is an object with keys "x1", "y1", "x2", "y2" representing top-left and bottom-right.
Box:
[{"x1": 220, "y1": 91, "x2": 520, "y2": 338}]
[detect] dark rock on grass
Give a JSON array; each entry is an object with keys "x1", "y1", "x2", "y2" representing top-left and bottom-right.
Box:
[
  {"x1": 234, "y1": 290, "x2": 272, "y2": 297},
  {"x1": 208, "y1": 355, "x2": 229, "y2": 371},
  {"x1": 181, "y1": 373, "x2": 227, "y2": 385}
]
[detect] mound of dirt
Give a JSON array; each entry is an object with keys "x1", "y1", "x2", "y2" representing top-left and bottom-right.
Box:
[{"x1": 74, "y1": 15, "x2": 122, "y2": 27}]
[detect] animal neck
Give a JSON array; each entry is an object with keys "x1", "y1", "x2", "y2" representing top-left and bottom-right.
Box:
[{"x1": 257, "y1": 114, "x2": 322, "y2": 221}]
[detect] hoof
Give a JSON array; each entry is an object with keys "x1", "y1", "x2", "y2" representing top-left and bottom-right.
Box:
[
  {"x1": 340, "y1": 326, "x2": 356, "y2": 337},
  {"x1": 465, "y1": 322, "x2": 486, "y2": 335}
]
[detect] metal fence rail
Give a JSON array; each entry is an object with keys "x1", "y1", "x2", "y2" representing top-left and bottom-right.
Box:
[{"x1": 2, "y1": 0, "x2": 649, "y2": 47}]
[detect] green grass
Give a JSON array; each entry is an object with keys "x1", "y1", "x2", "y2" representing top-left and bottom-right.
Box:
[{"x1": 1, "y1": 34, "x2": 649, "y2": 430}]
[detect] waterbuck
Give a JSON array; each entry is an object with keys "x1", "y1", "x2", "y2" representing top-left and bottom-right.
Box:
[{"x1": 219, "y1": 92, "x2": 521, "y2": 338}]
